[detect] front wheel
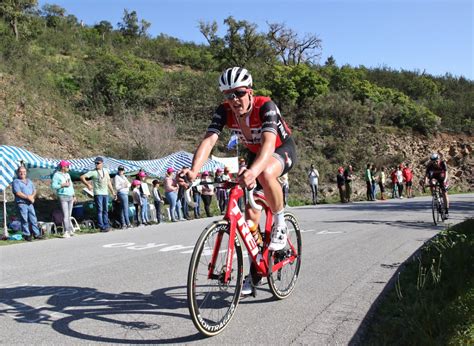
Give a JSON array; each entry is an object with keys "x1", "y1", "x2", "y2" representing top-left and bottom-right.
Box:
[
  {"x1": 432, "y1": 196, "x2": 439, "y2": 225},
  {"x1": 187, "y1": 220, "x2": 243, "y2": 336},
  {"x1": 267, "y1": 212, "x2": 302, "y2": 300}
]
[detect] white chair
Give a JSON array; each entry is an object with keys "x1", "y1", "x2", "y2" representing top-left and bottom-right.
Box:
[{"x1": 69, "y1": 217, "x2": 81, "y2": 234}]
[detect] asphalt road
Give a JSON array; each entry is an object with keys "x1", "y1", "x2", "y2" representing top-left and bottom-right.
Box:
[{"x1": 1, "y1": 193, "x2": 473, "y2": 345}]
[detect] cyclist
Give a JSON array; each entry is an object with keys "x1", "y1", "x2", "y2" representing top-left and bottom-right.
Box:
[
  {"x1": 424, "y1": 153, "x2": 450, "y2": 218},
  {"x1": 181, "y1": 67, "x2": 297, "y2": 293}
]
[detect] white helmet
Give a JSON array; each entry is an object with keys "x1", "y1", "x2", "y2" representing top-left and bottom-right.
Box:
[
  {"x1": 219, "y1": 67, "x2": 253, "y2": 92},
  {"x1": 430, "y1": 153, "x2": 439, "y2": 161}
]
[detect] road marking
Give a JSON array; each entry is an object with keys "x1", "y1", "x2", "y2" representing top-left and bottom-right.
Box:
[
  {"x1": 301, "y1": 229, "x2": 343, "y2": 234},
  {"x1": 317, "y1": 230, "x2": 343, "y2": 234},
  {"x1": 102, "y1": 228, "x2": 344, "y2": 253}
]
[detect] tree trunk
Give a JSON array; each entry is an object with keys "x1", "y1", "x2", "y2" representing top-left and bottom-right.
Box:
[{"x1": 11, "y1": 17, "x2": 19, "y2": 40}]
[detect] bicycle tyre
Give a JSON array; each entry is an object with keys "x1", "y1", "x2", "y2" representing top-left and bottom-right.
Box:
[
  {"x1": 438, "y1": 196, "x2": 446, "y2": 221},
  {"x1": 432, "y1": 196, "x2": 439, "y2": 225},
  {"x1": 187, "y1": 220, "x2": 243, "y2": 336},
  {"x1": 267, "y1": 212, "x2": 302, "y2": 300}
]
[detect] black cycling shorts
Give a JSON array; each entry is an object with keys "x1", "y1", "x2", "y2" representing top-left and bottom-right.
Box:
[
  {"x1": 431, "y1": 175, "x2": 447, "y2": 192},
  {"x1": 246, "y1": 137, "x2": 297, "y2": 177}
]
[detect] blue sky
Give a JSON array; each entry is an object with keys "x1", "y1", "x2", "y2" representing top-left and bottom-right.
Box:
[{"x1": 38, "y1": 0, "x2": 473, "y2": 79}]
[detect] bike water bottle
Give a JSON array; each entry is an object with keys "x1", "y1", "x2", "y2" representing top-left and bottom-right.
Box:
[{"x1": 247, "y1": 220, "x2": 262, "y2": 246}]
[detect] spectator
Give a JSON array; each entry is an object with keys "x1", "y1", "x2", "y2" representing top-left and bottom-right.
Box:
[
  {"x1": 364, "y1": 163, "x2": 374, "y2": 201},
  {"x1": 403, "y1": 163, "x2": 414, "y2": 198},
  {"x1": 138, "y1": 171, "x2": 150, "y2": 225},
  {"x1": 113, "y1": 165, "x2": 131, "y2": 229},
  {"x1": 237, "y1": 158, "x2": 247, "y2": 210},
  {"x1": 192, "y1": 174, "x2": 202, "y2": 219},
  {"x1": 279, "y1": 173, "x2": 289, "y2": 207},
  {"x1": 396, "y1": 165, "x2": 404, "y2": 198},
  {"x1": 370, "y1": 164, "x2": 377, "y2": 200},
  {"x1": 344, "y1": 165, "x2": 354, "y2": 202},
  {"x1": 390, "y1": 167, "x2": 399, "y2": 198},
  {"x1": 131, "y1": 180, "x2": 142, "y2": 226},
  {"x1": 51, "y1": 160, "x2": 76, "y2": 238},
  {"x1": 164, "y1": 167, "x2": 179, "y2": 222},
  {"x1": 201, "y1": 171, "x2": 214, "y2": 217},
  {"x1": 215, "y1": 168, "x2": 229, "y2": 214},
  {"x1": 336, "y1": 167, "x2": 346, "y2": 203},
  {"x1": 12, "y1": 166, "x2": 43, "y2": 241},
  {"x1": 178, "y1": 166, "x2": 190, "y2": 220},
  {"x1": 308, "y1": 164, "x2": 319, "y2": 205},
  {"x1": 152, "y1": 180, "x2": 163, "y2": 224},
  {"x1": 80, "y1": 157, "x2": 115, "y2": 232},
  {"x1": 379, "y1": 166, "x2": 387, "y2": 200}
]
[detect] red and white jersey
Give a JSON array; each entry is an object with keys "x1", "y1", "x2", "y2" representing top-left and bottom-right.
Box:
[{"x1": 207, "y1": 96, "x2": 292, "y2": 154}]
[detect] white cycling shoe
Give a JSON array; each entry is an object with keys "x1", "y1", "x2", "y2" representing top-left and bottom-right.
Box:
[
  {"x1": 268, "y1": 225, "x2": 288, "y2": 251},
  {"x1": 241, "y1": 275, "x2": 262, "y2": 296}
]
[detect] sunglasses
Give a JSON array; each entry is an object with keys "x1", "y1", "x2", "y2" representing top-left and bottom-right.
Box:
[
  {"x1": 95, "y1": 162, "x2": 102, "y2": 165},
  {"x1": 224, "y1": 89, "x2": 249, "y2": 100}
]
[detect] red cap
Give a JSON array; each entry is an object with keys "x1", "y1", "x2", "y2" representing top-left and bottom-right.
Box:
[
  {"x1": 202, "y1": 171, "x2": 209, "y2": 176},
  {"x1": 132, "y1": 179, "x2": 141, "y2": 186},
  {"x1": 167, "y1": 167, "x2": 175, "y2": 174},
  {"x1": 138, "y1": 171, "x2": 147, "y2": 177}
]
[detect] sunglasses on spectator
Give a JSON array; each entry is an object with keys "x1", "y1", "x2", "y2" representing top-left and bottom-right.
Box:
[{"x1": 224, "y1": 89, "x2": 249, "y2": 100}]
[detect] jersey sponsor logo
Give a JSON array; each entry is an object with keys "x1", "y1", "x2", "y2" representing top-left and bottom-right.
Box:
[{"x1": 276, "y1": 120, "x2": 289, "y2": 139}]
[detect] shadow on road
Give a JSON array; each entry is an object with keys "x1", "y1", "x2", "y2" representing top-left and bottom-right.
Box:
[{"x1": 0, "y1": 284, "x2": 206, "y2": 343}]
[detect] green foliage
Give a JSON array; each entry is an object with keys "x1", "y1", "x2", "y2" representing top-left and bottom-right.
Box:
[
  {"x1": 363, "y1": 219, "x2": 474, "y2": 345},
  {"x1": 266, "y1": 64, "x2": 329, "y2": 106},
  {"x1": 85, "y1": 52, "x2": 163, "y2": 113}
]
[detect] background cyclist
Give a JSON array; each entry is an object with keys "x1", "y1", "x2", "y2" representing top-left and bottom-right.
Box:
[
  {"x1": 181, "y1": 67, "x2": 297, "y2": 294},
  {"x1": 424, "y1": 153, "x2": 450, "y2": 218}
]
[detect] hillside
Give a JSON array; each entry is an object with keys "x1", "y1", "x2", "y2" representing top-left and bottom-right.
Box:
[{"x1": 0, "y1": 3, "x2": 473, "y2": 201}]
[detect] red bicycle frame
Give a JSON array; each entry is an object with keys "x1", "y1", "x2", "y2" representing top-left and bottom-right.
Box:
[{"x1": 208, "y1": 182, "x2": 299, "y2": 284}]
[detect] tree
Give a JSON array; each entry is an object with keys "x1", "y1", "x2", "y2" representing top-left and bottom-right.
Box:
[
  {"x1": 267, "y1": 22, "x2": 322, "y2": 65},
  {"x1": 199, "y1": 16, "x2": 274, "y2": 68},
  {"x1": 118, "y1": 9, "x2": 150, "y2": 39},
  {"x1": 0, "y1": 0, "x2": 37, "y2": 40},
  {"x1": 94, "y1": 20, "x2": 113, "y2": 39},
  {"x1": 41, "y1": 3, "x2": 65, "y2": 28}
]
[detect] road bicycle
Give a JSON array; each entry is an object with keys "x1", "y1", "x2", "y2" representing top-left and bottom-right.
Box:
[
  {"x1": 429, "y1": 179, "x2": 447, "y2": 225},
  {"x1": 185, "y1": 180, "x2": 302, "y2": 336}
]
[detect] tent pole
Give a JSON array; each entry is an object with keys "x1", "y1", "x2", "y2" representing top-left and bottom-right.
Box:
[{"x1": 3, "y1": 190, "x2": 8, "y2": 238}]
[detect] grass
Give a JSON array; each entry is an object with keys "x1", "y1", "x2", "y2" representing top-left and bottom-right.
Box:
[{"x1": 362, "y1": 219, "x2": 474, "y2": 345}]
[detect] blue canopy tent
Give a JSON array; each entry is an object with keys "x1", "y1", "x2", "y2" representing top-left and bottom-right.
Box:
[{"x1": 0, "y1": 145, "x2": 224, "y2": 235}]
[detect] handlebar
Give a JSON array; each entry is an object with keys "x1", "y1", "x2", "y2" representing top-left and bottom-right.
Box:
[{"x1": 183, "y1": 179, "x2": 262, "y2": 211}]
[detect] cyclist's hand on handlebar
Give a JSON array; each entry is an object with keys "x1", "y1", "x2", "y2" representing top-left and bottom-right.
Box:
[
  {"x1": 180, "y1": 168, "x2": 196, "y2": 181},
  {"x1": 177, "y1": 168, "x2": 194, "y2": 187},
  {"x1": 238, "y1": 168, "x2": 257, "y2": 189}
]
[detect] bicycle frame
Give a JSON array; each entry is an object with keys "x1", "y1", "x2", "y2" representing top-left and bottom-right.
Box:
[{"x1": 210, "y1": 183, "x2": 299, "y2": 284}]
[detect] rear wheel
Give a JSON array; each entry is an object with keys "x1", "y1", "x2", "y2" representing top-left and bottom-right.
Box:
[
  {"x1": 267, "y1": 213, "x2": 302, "y2": 300},
  {"x1": 438, "y1": 196, "x2": 446, "y2": 221},
  {"x1": 187, "y1": 220, "x2": 243, "y2": 336}
]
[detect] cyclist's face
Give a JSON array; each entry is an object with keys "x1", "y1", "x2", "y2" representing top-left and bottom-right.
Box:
[{"x1": 224, "y1": 88, "x2": 252, "y2": 116}]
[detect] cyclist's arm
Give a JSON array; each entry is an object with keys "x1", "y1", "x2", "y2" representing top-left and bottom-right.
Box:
[{"x1": 188, "y1": 132, "x2": 219, "y2": 180}]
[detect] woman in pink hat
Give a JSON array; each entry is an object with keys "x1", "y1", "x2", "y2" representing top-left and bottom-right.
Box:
[
  {"x1": 200, "y1": 171, "x2": 214, "y2": 217},
  {"x1": 51, "y1": 160, "x2": 75, "y2": 238}
]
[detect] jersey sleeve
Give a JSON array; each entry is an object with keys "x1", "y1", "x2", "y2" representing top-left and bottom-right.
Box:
[
  {"x1": 206, "y1": 104, "x2": 227, "y2": 136},
  {"x1": 259, "y1": 101, "x2": 280, "y2": 135}
]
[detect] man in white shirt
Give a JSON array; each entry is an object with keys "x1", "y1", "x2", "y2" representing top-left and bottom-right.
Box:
[{"x1": 308, "y1": 164, "x2": 319, "y2": 205}]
